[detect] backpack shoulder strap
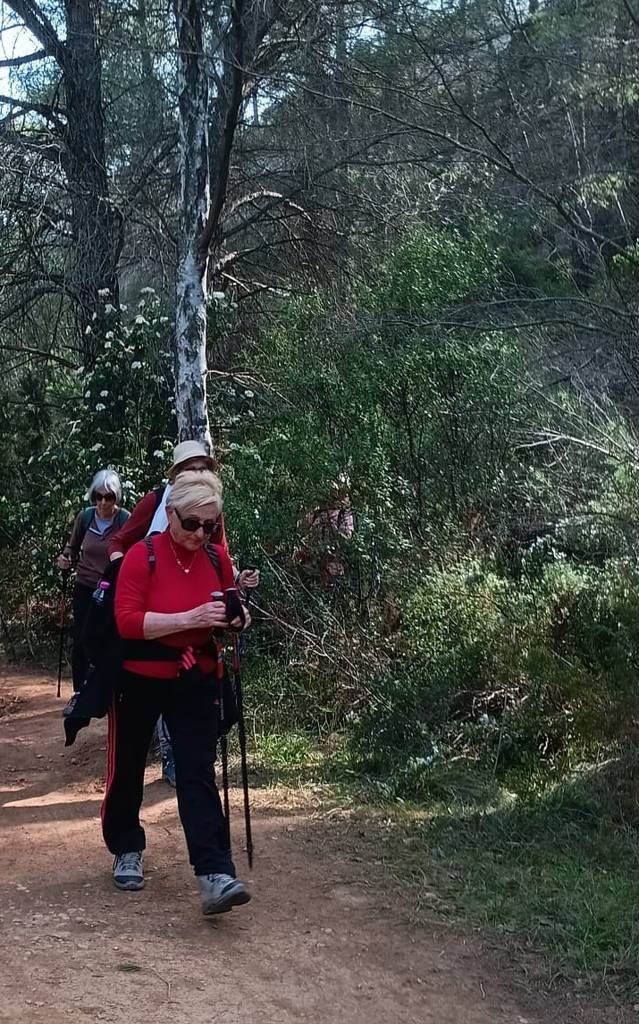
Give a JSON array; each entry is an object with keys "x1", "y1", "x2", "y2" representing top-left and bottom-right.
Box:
[
  {"x1": 144, "y1": 535, "x2": 156, "y2": 572},
  {"x1": 77, "y1": 507, "x2": 95, "y2": 547},
  {"x1": 81, "y1": 507, "x2": 95, "y2": 530},
  {"x1": 204, "y1": 543, "x2": 220, "y2": 572},
  {"x1": 116, "y1": 508, "x2": 128, "y2": 528},
  {"x1": 153, "y1": 485, "x2": 166, "y2": 512}
]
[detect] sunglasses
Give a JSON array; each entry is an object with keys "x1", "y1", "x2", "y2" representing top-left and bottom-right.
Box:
[
  {"x1": 95, "y1": 492, "x2": 116, "y2": 502},
  {"x1": 174, "y1": 508, "x2": 220, "y2": 536}
]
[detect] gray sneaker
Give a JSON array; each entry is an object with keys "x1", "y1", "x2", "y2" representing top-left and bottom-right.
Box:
[
  {"x1": 197, "y1": 873, "x2": 251, "y2": 915},
  {"x1": 113, "y1": 851, "x2": 145, "y2": 891}
]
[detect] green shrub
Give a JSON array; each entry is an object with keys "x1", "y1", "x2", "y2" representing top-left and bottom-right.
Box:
[
  {"x1": 348, "y1": 554, "x2": 639, "y2": 798},
  {"x1": 0, "y1": 291, "x2": 175, "y2": 642}
]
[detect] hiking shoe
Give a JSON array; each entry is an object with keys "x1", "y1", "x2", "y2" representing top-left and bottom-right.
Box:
[
  {"x1": 197, "y1": 873, "x2": 251, "y2": 915},
  {"x1": 161, "y1": 753, "x2": 176, "y2": 787},
  {"x1": 113, "y1": 851, "x2": 144, "y2": 891}
]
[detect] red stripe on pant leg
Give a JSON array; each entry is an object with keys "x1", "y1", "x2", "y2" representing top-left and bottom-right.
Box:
[{"x1": 101, "y1": 698, "x2": 118, "y2": 825}]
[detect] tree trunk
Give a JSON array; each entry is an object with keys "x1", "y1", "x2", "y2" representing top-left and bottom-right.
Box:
[
  {"x1": 173, "y1": 0, "x2": 278, "y2": 444},
  {"x1": 3, "y1": 0, "x2": 123, "y2": 364},
  {"x1": 63, "y1": 0, "x2": 123, "y2": 363},
  {"x1": 174, "y1": 0, "x2": 212, "y2": 447}
]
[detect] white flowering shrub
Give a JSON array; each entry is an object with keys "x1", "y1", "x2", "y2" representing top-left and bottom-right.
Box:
[{"x1": 0, "y1": 292, "x2": 175, "y2": 622}]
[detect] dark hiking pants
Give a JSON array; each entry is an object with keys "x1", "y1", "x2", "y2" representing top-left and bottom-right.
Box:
[
  {"x1": 101, "y1": 670, "x2": 234, "y2": 878},
  {"x1": 72, "y1": 583, "x2": 93, "y2": 693}
]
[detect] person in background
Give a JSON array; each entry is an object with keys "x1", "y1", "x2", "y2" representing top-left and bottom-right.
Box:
[
  {"x1": 57, "y1": 469, "x2": 129, "y2": 695},
  {"x1": 106, "y1": 470, "x2": 251, "y2": 915},
  {"x1": 295, "y1": 478, "x2": 354, "y2": 588},
  {"x1": 106, "y1": 440, "x2": 259, "y2": 785}
]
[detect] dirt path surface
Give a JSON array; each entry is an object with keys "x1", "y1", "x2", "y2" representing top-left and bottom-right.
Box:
[{"x1": 0, "y1": 671, "x2": 630, "y2": 1024}]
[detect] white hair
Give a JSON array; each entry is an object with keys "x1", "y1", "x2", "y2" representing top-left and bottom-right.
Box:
[{"x1": 87, "y1": 468, "x2": 122, "y2": 504}]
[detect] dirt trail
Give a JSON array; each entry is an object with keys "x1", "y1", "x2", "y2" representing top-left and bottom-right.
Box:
[{"x1": 0, "y1": 671, "x2": 630, "y2": 1024}]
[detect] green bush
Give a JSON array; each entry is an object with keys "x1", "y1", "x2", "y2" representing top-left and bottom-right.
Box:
[
  {"x1": 5, "y1": 228, "x2": 639, "y2": 856},
  {"x1": 348, "y1": 554, "x2": 639, "y2": 798},
  {"x1": 0, "y1": 291, "x2": 175, "y2": 642},
  {"x1": 242, "y1": 654, "x2": 345, "y2": 735}
]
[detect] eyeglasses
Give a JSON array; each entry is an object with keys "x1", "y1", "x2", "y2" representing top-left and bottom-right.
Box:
[
  {"x1": 174, "y1": 508, "x2": 220, "y2": 536},
  {"x1": 95, "y1": 492, "x2": 116, "y2": 502}
]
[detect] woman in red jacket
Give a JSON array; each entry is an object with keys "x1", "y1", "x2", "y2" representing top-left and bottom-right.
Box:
[
  {"x1": 104, "y1": 470, "x2": 251, "y2": 915},
  {"x1": 107, "y1": 439, "x2": 259, "y2": 786}
]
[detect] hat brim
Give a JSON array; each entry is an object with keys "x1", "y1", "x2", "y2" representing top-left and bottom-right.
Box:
[{"x1": 169, "y1": 455, "x2": 217, "y2": 477}]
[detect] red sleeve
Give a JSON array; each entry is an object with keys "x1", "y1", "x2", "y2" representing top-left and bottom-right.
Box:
[
  {"x1": 107, "y1": 491, "x2": 157, "y2": 558},
  {"x1": 114, "y1": 541, "x2": 152, "y2": 639}
]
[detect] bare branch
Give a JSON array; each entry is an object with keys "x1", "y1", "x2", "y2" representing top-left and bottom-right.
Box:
[
  {"x1": 0, "y1": 48, "x2": 46, "y2": 67},
  {"x1": 622, "y1": 0, "x2": 639, "y2": 30},
  {"x1": 0, "y1": 343, "x2": 75, "y2": 368},
  {"x1": 3, "y1": 0, "x2": 67, "y2": 68},
  {"x1": 0, "y1": 93, "x2": 66, "y2": 130}
]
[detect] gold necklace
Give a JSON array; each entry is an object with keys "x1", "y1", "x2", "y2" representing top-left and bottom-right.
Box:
[{"x1": 170, "y1": 538, "x2": 197, "y2": 575}]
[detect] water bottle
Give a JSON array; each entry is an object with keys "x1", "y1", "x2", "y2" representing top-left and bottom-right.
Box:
[{"x1": 92, "y1": 580, "x2": 110, "y2": 604}]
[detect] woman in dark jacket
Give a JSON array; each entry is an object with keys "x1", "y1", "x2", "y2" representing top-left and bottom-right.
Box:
[
  {"x1": 105, "y1": 469, "x2": 251, "y2": 916},
  {"x1": 57, "y1": 469, "x2": 128, "y2": 694}
]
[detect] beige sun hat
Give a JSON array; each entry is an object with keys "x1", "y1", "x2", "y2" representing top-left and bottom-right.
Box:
[{"x1": 168, "y1": 440, "x2": 216, "y2": 478}]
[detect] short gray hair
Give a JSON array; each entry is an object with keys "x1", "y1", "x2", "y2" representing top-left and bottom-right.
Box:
[
  {"x1": 88, "y1": 468, "x2": 122, "y2": 504},
  {"x1": 166, "y1": 469, "x2": 223, "y2": 515}
]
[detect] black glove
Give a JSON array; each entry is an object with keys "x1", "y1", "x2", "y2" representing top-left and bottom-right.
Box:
[{"x1": 102, "y1": 558, "x2": 124, "y2": 585}]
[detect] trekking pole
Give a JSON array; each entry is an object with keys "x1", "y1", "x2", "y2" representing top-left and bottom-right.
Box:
[
  {"x1": 238, "y1": 565, "x2": 258, "y2": 658},
  {"x1": 237, "y1": 573, "x2": 257, "y2": 866},
  {"x1": 212, "y1": 591, "x2": 232, "y2": 850},
  {"x1": 57, "y1": 570, "x2": 70, "y2": 698},
  {"x1": 231, "y1": 630, "x2": 254, "y2": 869}
]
